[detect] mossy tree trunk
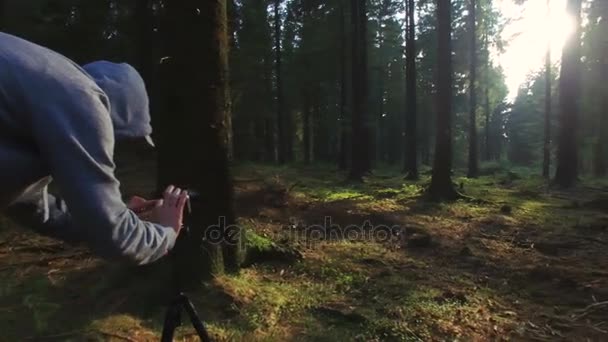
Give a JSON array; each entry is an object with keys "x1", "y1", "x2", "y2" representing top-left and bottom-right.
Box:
[{"x1": 157, "y1": 1, "x2": 241, "y2": 287}]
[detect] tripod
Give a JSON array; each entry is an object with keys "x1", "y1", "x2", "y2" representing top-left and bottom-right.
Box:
[
  {"x1": 160, "y1": 192, "x2": 212, "y2": 342},
  {"x1": 161, "y1": 292, "x2": 211, "y2": 342}
]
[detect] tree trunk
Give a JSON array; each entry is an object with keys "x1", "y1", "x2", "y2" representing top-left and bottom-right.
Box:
[
  {"x1": 467, "y1": 0, "x2": 478, "y2": 178},
  {"x1": 158, "y1": 0, "x2": 240, "y2": 286},
  {"x1": 542, "y1": 0, "x2": 552, "y2": 178},
  {"x1": 338, "y1": 0, "x2": 349, "y2": 170},
  {"x1": 349, "y1": 0, "x2": 371, "y2": 181},
  {"x1": 304, "y1": 90, "x2": 312, "y2": 163},
  {"x1": 483, "y1": 25, "x2": 491, "y2": 161},
  {"x1": 554, "y1": 0, "x2": 582, "y2": 187},
  {"x1": 274, "y1": 0, "x2": 285, "y2": 164},
  {"x1": 595, "y1": 4, "x2": 608, "y2": 177},
  {"x1": 404, "y1": 0, "x2": 418, "y2": 179},
  {"x1": 0, "y1": 0, "x2": 4, "y2": 29},
  {"x1": 265, "y1": 118, "x2": 275, "y2": 162},
  {"x1": 135, "y1": 0, "x2": 152, "y2": 82},
  {"x1": 429, "y1": 0, "x2": 458, "y2": 200}
]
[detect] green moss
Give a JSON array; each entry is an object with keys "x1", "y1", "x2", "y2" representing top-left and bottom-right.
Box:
[{"x1": 245, "y1": 230, "x2": 275, "y2": 252}]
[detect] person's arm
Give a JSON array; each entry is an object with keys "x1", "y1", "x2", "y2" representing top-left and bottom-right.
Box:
[
  {"x1": 24, "y1": 78, "x2": 177, "y2": 265},
  {"x1": 6, "y1": 181, "x2": 84, "y2": 244}
]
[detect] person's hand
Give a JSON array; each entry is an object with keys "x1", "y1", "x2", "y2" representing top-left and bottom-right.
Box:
[
  {"x1": 153, "y1": 185, "x2": 189, "y2": 235},
  {"x1": 127, "y1": 196, "x2": 163, "y2": 221}
]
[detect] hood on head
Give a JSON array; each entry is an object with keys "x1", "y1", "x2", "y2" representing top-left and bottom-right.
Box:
[{"x1": 82, "y1": 61, "x2": 152, "y2": 141}]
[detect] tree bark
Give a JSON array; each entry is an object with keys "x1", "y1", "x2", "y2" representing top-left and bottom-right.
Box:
[
  {"x1": 349, "y1": 0, "x2": 371, "y2": 181},
  {"x1": 554, "y1": 0, "x2": 582, "y2": 187},
  {"x1": 595, "y1": 4, "x2": 608, "y2": 177},
  {"x1": 467, "y1": 0, "x2": 479, "y2": 178},
  {"x1": 158, "y1": 0, "x2": 240, "y2": 286},
  {"x1": 429, "y1": 0, "x2": 458, "y2": 200},
  {"x1": 543, "y1": 0, "x2": 552, "y2": 178},
  {"x1": 0, "y1": 0, "x2": 6, "y2": 30},
  {"x1": 483, "y1": 24, "x2": 491, "y2": 161},
  {"x1": 338, "y1": 0, "x2": 349, "y2": 170},
  {"x1": 404, "y1": 0, "x2": 418, "y2": 179},
  {"x1": 304, "y1": 90, "x2": 312, "y2": 163},
  {"x1": 274, "y1": 0, "x2": 285, "y2": 164}
]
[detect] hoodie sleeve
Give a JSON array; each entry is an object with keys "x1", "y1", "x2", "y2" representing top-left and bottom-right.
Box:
[{"x1": 25, "y1": 75, "x2": 177, "y2": 265}]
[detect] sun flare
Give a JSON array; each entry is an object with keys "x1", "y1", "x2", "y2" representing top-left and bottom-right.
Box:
[{"x1": 497, "y1": 0, "x2": 575, "y2": 100}]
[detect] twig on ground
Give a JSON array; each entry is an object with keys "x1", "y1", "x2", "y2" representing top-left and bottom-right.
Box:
[{"x1": 572, "y1": 301, "x2": 608, "y2": 321}]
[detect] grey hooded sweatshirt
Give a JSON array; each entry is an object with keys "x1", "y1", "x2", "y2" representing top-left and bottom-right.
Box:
[{"x1": 0, "y1": 32, "x2": 177, "y2": 265}]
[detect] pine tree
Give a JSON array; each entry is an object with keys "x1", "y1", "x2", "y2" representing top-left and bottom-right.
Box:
[
  {"x1": 350, "y1": 0, "x2": 371, "y2": 181},
  {"x1": 429, "y1": 0, "x2": 459, "y2": 200},
  {"x1": 554, "y1": 0, "x2": 583, "y2": 187},
  {"x1": 404, "y1": 0, "x2": 418, "y2": 179},
  {"x1": 542, "y1": 0, "x2": 552, "y2": 178},
  {"x1": 157, "y1": 0, "x2": 241, "y2": 285},
  {"x1": 467, "y1": 0, "x2": 479, "y2": 178}
]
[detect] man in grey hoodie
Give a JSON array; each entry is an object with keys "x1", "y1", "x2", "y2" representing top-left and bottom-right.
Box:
[{"x1": 0, "y1": 32, "x2": 188, "y2": 265}]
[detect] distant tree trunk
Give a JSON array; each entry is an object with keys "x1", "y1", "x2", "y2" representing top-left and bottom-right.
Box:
[
  {"x1": 274, "y1": 0, "x2": 285, "y2": 164},
  {"x1": 595, "y1": 5, "x2": 608, "y2": 177},
  {"x1": 264, "y1": 118, "x2": 275, "y2": 162},
  {"x1": 304, "y1": 90, "x2": 312, "y2": 163},
  {"x1": 338, "y1": 0, "x2": 349, "y2": 170},
  {"x1": 158, "y1": 0, "x2": 240, "y2": 286},
  {"x1": 483, "y1": 26, "x2": 491, "y2": 161},
  {"x1": 429, "y1": 0, "x2": 458, "y2": 200},
  {"x1": 542, "y1": 0, "x2": 552, "y2": 178},
  {"x1": 467, "y1": 0, "x2": 478, "y2": 178},
  {"x1": 422, "y1": 96, "x2": 433, "y2": 166},
  {"x1": 404, "y1": 0, "x2": 418, "y2": 179},
  {"x1": 554, "y1": 0, "x2": 582, "y2": 187},
  {"x1": 349, "y1": 0, "x2": 371, "y2": 181}
]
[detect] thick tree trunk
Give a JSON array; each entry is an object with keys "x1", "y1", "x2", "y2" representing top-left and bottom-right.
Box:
[
  {"x1": 554, "y1": 0, "x2": 582, "y2": 187},
  {"x1": 404, "y1": 0, "x2": 418, "y2": 179},
  {"x1": 338, "y1": 1, "x2": 349, "y2": 170},
  {"x1": 543, "y1": 0, "x2": 552, "y2": 178},
  {"x1": 158, "y1": 0, "x2": 240, "y2": 286},
  {"x1": 274, "y1": 0, "x2": 285, "y2": 164},
  {"x1": 349, "y1": 0, "x2": 371, "y2": 181},
  {"x1": 467, "y1": 0, "x2": 478, "y2": 178},
  {"x1": 429, "y1": 0, "x2": 458, "y2": 200}
]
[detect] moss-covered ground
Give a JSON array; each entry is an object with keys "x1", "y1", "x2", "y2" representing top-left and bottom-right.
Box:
[{"x1": 1, "y1": 162, "x2": 607, "y2": 341}]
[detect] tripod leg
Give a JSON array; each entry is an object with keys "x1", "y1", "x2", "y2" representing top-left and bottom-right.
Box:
[
  {"x1": 161, "y1": 303, "x2": 182, "y2": 342},
  {"x1": 179, "y1": 294, "x2": 212, "y2": 342}
]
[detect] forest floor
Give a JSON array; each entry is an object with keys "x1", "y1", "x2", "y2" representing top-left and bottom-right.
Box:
[{"x1": 1, "y1": 161, "x2": 608, "y2": 341}]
